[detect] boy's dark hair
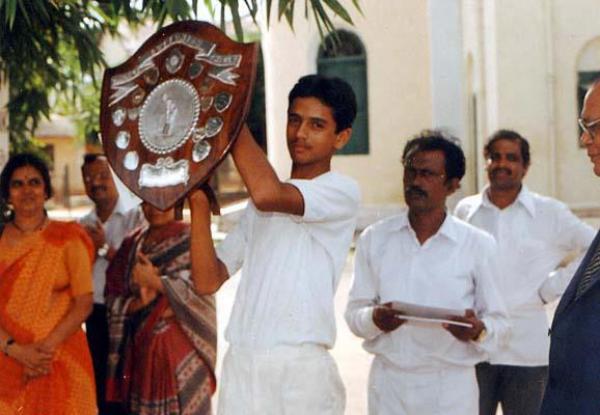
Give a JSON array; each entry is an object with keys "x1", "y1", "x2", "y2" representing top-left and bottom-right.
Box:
[
  {"x1": 402, "y1": 130, "x2": 466, "y2": 181},
  {"x1": 484, "y1": 129, "x2": 530, "y2": 167},
  {"x1": 288, "y1": 74, "x2": 357, "y2": 132},
  {"x1": 0, "y1": 152, "x2": 53, "y2": 200}
]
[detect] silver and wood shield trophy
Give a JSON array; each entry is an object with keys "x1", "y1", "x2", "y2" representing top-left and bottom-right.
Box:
[{"x1": 100, "y1": 21, "x2": 259, "y2": 210}]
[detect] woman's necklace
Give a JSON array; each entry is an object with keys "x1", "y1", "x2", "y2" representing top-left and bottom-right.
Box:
[{"x1": 12, "y1": 214, "x2": 48, "y2": 234}]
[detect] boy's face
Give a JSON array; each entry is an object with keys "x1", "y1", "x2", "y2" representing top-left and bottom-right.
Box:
[{"x1": 286, "y1": 97, "x2": 351, "y2": 169}]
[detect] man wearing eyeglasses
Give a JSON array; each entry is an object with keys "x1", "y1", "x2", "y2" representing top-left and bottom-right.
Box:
[
  {"x1": 345, "y1": 131, "x2": 509, "y2": 415},
  {"x1": 454, "y1": 130, "x2": 594, "y2": 415},
  {"x1": 79, "y1": 153, "x2": 144, "y2": 415},
  {"x1": 540, "y1": 81, "x2": 600, "y2": 414}
]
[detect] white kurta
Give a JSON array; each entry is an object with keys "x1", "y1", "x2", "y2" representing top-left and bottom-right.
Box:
[
  {"x1": 345, "y1": 211, "x2": 509, "y2": 415},
  {"x1": 79, "y1": 198, "x2": 143, "y2": 304},
  {"x1": 454, "y1": 186, "x2": 594, "y2": 366},
  {"x1": 216, "y1": 171, "x2": 360, "y2": 414}
]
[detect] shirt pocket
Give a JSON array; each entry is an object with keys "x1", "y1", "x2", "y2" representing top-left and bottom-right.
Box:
[{"x1": 421, "y1": 262, "x2": 474, "y2": 310}]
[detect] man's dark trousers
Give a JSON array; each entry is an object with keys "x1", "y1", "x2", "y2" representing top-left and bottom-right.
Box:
[{"x1": 476, "y1": 362, "x2": 547, "y2": 415}]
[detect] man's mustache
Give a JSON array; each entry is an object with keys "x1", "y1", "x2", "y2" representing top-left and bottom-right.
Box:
[
  {"x1": 491, "y1": 167, "x2": 512, "y2": 176},
  {"x1": 405, "y1": 186, "x2": 428, "y2": 198},
  {"x1": 91, "y1": 185, "x2": 107, "y2": 193}
]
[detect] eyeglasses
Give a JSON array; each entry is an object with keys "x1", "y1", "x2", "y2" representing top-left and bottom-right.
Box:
[
  {"x1": 578, "y1": 117, "x2": 600, "y2": 140},
  {"x1": 404, "y1": 166, "x2": 446, "y2": 182},
  {"x1": 83, "y1": 172, "x2": 112, "y2": 183}
]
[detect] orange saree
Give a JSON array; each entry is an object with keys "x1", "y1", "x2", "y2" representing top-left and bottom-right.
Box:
[{"x1": 0, "y1": 221, "x2": 97, "y2": 415}]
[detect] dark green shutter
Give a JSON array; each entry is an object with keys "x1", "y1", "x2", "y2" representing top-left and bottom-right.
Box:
[{"x1": 317, "y1": 31, "x2": 369, "y2": 155}]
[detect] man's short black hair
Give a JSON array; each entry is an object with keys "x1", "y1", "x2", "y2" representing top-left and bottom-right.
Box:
[
  {"x1": 484, "y1": 129, "x2": 530, "y2": 167},
  {"x1": 402, "y1": 130, "x2": 466, "y2": 181},
  {"x1": 82, "y1": 153, "x2": 108, "y2": 168},
  {"x1": 288, "y1": 74, "x2": 357, "y2": 133},
  {"x1": 0, "y1": 152, "x2": 53, "y2": 200}
]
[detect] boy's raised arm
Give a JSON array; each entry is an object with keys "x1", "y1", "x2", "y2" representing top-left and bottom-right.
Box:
[
  {"x1": 231, "y1": 125, "x2": 304, "y2": 215},
  {"x1": 188, "y1": 189, "x2": 229, "y2": 295}
]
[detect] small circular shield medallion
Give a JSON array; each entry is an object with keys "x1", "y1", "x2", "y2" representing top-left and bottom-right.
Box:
[
  {"x1": 116, "y1": 131, "x2": 130, "y2": 149},
  {"x1": 193, "y1": 141, "x2": 211, "y2": 162},
  {"x1": 139, "y1": 79, "x2": 200, "y2": 154},
  {"x1": 124, "y1": 151, "x2": 139, "y2": 170}
]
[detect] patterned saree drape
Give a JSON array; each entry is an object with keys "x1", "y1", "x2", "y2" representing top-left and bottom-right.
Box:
[{"x1": 105, "y1": 222, "x2": 217, "y2": 415}]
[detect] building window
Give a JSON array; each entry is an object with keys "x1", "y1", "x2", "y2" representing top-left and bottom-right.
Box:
[{"x1": 317, "y1": 30, "x2": 369, "y2": 155}]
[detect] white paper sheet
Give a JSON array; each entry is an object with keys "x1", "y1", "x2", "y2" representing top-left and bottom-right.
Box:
[{"x1": 389, "y1": 301, "x2": 473, "y2": 328}]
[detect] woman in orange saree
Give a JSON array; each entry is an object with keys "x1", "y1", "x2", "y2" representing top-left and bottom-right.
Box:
[{"x1": 0, "y1": 153, "x2": 97, "y2": 415}]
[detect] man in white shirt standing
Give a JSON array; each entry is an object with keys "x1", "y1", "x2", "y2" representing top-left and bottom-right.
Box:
[
  {"x1": 188, "y1": 75, "x2": 361, "y2": 415},
  {"x1": 454, "y1": 129, "x2": 594, "y2": 415},
  {"x1": 79, "y1": 154, "x2": 144, "y2": 415},
  {"x1": 346, "y1": 131, "x2": 509, "y2": 415}
]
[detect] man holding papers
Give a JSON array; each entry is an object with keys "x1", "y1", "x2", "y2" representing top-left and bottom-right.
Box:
[{"x1": 345, "y1": 131, "x2": 509, "y2": 415}]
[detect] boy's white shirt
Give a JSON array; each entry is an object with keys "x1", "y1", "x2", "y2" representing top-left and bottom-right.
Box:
[{"x1": 217, "y1": 171, "x2": 361, "y2": 349}]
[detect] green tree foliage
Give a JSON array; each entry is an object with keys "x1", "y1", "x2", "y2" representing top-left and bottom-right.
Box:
[{"x1": 0, "y1": 0, "x2": 360, "y2": 152}]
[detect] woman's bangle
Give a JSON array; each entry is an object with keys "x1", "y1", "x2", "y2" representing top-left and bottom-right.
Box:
[{"x1": 3, "y1": 337, "x2": 15, "y2": 356}]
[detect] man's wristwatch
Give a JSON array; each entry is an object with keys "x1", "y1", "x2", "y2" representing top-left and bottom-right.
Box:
[
  {"x1": 474, "y1": 327, "x2": 488, "y2": 343},
  {"x1": 97, "y1": 243, "x2": 110, "y2": 258}
]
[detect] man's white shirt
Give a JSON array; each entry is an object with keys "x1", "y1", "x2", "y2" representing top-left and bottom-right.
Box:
[
  {"x1": 216, "y1": 171, "x2": 360, "y2": 350},
  {"x1": 345, "y1": 211, "x2": 510, "y2": 370},
  {"x1": 79, "y1": 197, "x2": 144, "y2": 304},
  {"x1": 454, "y1": 186, "x2": 595, "y2": 365}
]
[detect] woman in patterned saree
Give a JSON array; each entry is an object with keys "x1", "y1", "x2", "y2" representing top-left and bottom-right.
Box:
[
  {"x1": 105, "y1": 201, "x2": 217, "y2": 415},
  {"x1": 0, "y1": 153, "x2": 96, "y2": 415}
]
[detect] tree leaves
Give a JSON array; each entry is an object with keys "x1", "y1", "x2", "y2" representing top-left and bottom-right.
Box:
[{"x1": 0, "y1": 0, "x2": 360, "y2": 151}]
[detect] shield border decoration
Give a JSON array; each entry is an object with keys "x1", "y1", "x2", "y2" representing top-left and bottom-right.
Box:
[{"x1": 100, "y1": 20, "x2": 259, "y2": 210}]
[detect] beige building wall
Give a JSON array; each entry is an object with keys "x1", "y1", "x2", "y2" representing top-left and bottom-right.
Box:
[
  {"x1": 463, "y1": 0, "x2": 556, "y2": 196},
  {"x1": 36, "y1": 135, "x2": 87, "y2": 201},
  {"x1": 552, "y1": 0, "x2": 600, "y2": 208},
  {"x1": 260, "y1": 0, "x2": 433, "y2": 205},
  {"x1": 35, "y1": 115, "x2": 87, "y2": 202},
  {"x1": 462, "y1": 0, "x2": 600, "y2": 208}
]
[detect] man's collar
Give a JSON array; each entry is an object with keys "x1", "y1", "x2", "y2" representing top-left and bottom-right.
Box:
[
  {"x1": 392, "y1": 210, "x2": 459, "y2": 243},
  {"x1": 94, "y1": 196, "x2": 127, "y2": 220},
  {"x1": 515, "y1": 186, "x2": 536, "y2": 217},
  {"x1": 112, "y1": 196, "x2": 129, "y2": 215},
  {"x1": 482, "y1": 185, "x2": 536, "y2": 217}
]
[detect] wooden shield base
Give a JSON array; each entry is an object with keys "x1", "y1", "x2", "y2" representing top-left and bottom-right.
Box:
[{"x1": 100, "y1": 20, "x2": 258, "y2": 210}]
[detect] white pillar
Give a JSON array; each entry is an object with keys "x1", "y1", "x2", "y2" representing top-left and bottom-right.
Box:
[
  {"x1": 428, "y1": 0, "x2": 465, "y2": 139},
  {"x1": 429, "y1": 0, "x2": 468, "y2": 205}
]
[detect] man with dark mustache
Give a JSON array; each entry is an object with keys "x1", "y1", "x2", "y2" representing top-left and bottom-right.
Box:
[
  {"x1": 454, "y1": 130, "x2": 594, "y2": 415},
  {"x1": 345, "y1": 131, "x2": 509, "y2": 415},
  {"x1": 79, "y1": 154, "x2": 144, "y2": 415}
]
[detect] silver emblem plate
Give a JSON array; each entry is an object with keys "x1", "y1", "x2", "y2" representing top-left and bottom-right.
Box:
[
  {"x1": 138, "y1": 79, "x2": 200, "y2": 155},
  {"x1": 139, "y1": 157, "x2": 190, "y2": 187}
]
